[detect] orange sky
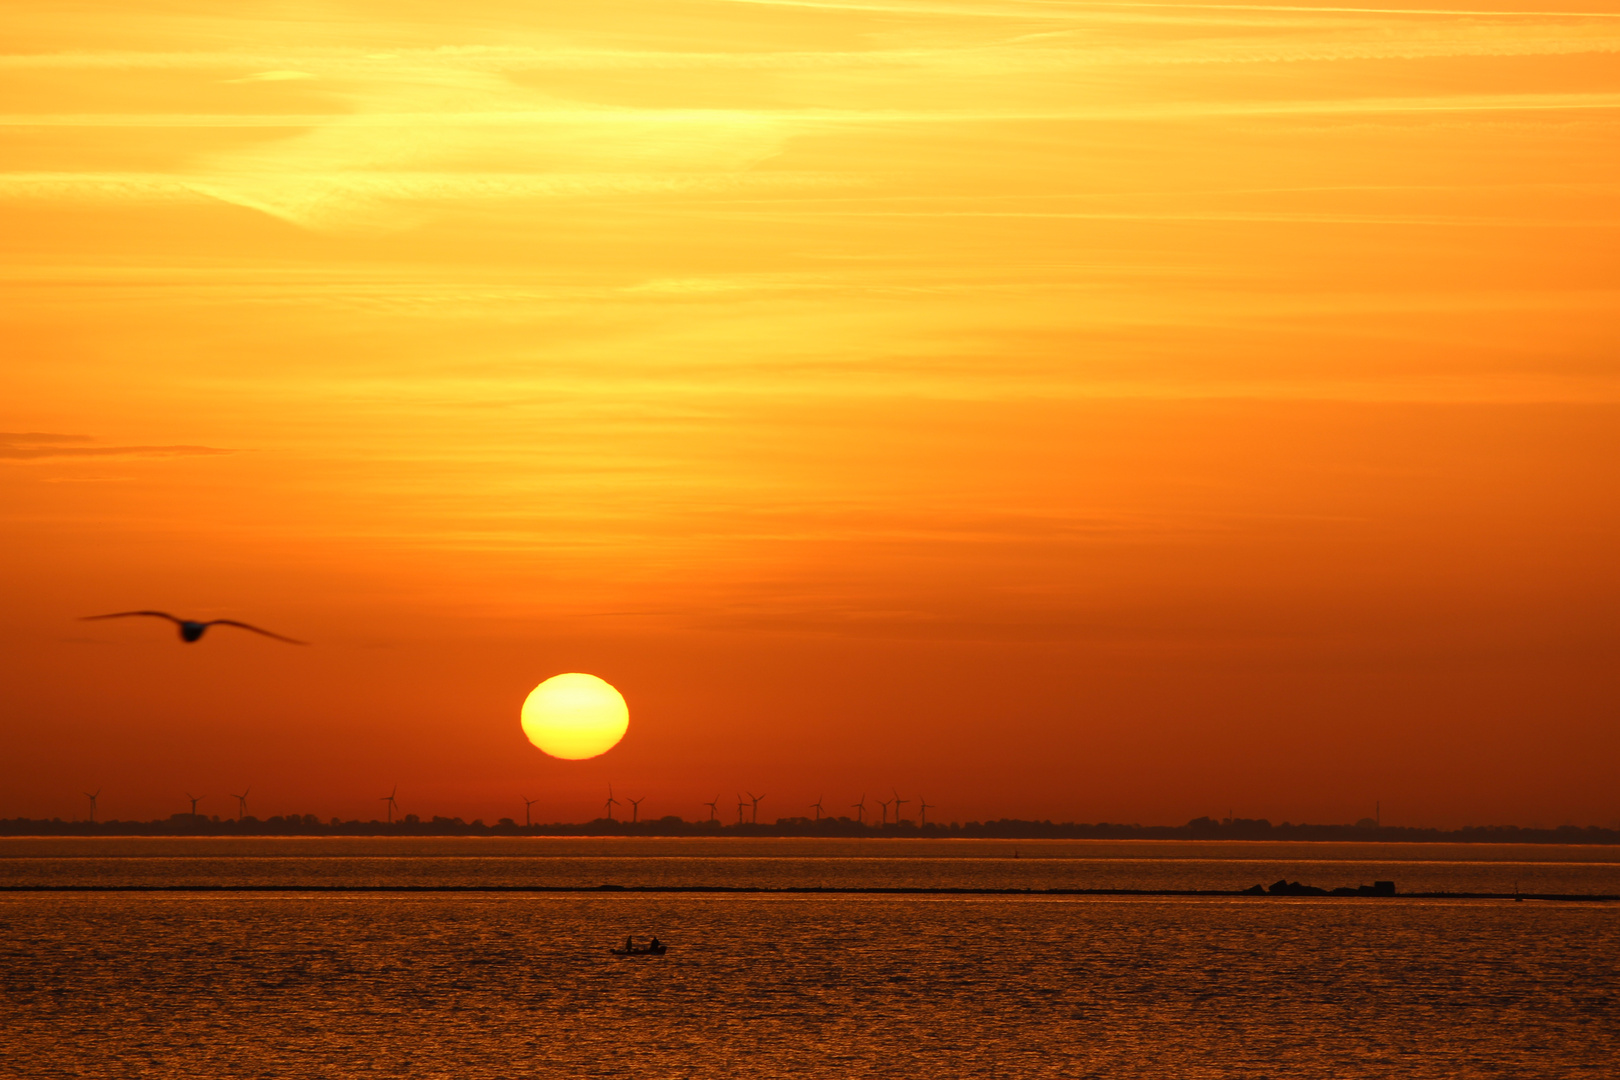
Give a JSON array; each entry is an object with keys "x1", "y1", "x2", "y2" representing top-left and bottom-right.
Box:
[{"x1": 2, "y1": 0, "x2": 1618, "y2": 828}]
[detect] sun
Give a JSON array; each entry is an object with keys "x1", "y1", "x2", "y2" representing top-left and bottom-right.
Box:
[{"x1": 520, "y1": 673, "x2": 629, "y2": 760}]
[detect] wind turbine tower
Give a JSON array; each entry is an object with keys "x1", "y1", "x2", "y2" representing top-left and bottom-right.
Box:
[
  {"x1": 186, "y1": 792, "x2": 204, "y2": 819},
  {"x1": 380, "y1": 785, "x2": 399, "y2": 824},
  {"x1": 736, "y1": 794, "x2": 747, "y2": 825},
  {"x1": 704, "y1": 797, "x2": 720, "y2": 823},
  {"x1": 893, "y1": 790, "x2": 910, "y2": 823},
  {"x1": 877, "y1": 798, "x2": 891, "y2": 826},
  {"x1": 84, "y1": 789, "x2": 100, "y2": 824},
  {"x1": 810, "y1": 796, "x2": 825, "y2": 822},
  {"x1": 231, "y1": 788, "x2": 250, "y2": 821},
  {"x1": 628, "y1": 797, "x2": 644, "y2": 824},
  {"x1": 604, "y1": 784, "x2": 620, "y2": 822},
  {"x1": 851, "y1": 794, "x2": 867, "y2": 824},
  {"x1": 522, "y1": 796, "x2": 538, "y2": 827},
  {"x1": 748, "y1": 791, "x2": 765, "y2": 824},
  {"x1": 919, "y1": 798, "x2": 933, "y2": 826}
]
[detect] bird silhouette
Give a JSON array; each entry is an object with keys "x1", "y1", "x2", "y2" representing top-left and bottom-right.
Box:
[{"x1": 81, "y1": 611, "x2": 306, "y2": 645}]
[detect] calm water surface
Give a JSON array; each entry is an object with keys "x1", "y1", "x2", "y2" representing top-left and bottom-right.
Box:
[
  {"x1": 3, "y1": 840, "x2": 1615, "y2": 1077},
  {"x1": 4, "y1": 836, "x2": 1618, "y2": 893}
]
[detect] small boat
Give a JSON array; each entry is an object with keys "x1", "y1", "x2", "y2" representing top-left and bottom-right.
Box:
[
  {"x1": 610, "y1": 943, "x2": 667, "y2": 957},
  {"x1": 611, "y1": 938, "x2": 667, "y2": 956}
]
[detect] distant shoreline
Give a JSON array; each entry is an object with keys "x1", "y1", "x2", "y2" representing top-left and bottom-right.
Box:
[
  {"x1": 4, "y1": 817, "x2": 1616, "y2": 844},
  {"x1": 1, "y1": 884, "x2": 1612, "y2": 902}
]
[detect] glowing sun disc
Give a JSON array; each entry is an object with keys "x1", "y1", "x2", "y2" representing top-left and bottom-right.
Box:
[{"x1": 521, "y1": 673, "x2": 628, "y2": 760}]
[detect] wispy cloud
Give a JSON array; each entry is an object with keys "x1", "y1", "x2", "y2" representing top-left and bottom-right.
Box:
[
  {"x1": 224, "y1": 70, "x2": 316, "y2": 83},
  {"x1": 0, "y1": 433, "x2": 235, "y2": 461},
  {"x1": 1, "y1": 0, "x2": 1614, "y2": 233}
]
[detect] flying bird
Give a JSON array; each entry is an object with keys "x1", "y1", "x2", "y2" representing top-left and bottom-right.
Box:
[{"x1": 81, "y1": 611, "x2": 307, "y2": 645}]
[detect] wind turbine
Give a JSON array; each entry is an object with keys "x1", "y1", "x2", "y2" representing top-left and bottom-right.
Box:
[
  {"x1": 877, "y1": 797, "x2": 891, "y2": 826},
  {"x1": 628, "y1": 797, "x2": 644, "y2": 824},
  {"x1": 186, "y1": 792, "x2": 204, "y2": 818},
  {"x1": 604, "y1": 784, "x2": 619, "y2": 822},
  {"x1": 704, "y1": 797, "x2": 720, "y2": 823},
  {"x1": 522, "y1": 796, "x2": 538, "y2": 827},
  {"x1": 380, "y1": 784, "x2": 399, "y2": 824},
  {"x1": 748, "y1": 791, "x2": 765, "y2": 824},
  {"x1": 83, "y1": 789, "x2": 100, "y2": 823},
  {"x1": 893, "y1": 790, "x2": 910, "y2": 823},
  {"x1": 735, "y1": 794, "x2": 747, "y2": 825},
  {"x1": 810, "y1": 796, "x2": 825, "y2": 821},
  {"x1": 918, "y1": 798, "x2": 933, "y2": 826},
  {"x1": 231, "y1": 787, "x2": 250, "y2": 821},
  {"x1": 851, "y1": 794, "x2": 867, "y2": 824}
]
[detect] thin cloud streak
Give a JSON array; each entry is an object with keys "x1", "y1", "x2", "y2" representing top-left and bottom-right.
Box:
[
  {"x1": 711, "y1": 0, "x2": 1620, "y2": 16},
  {"x1": 0, "y1": 434, "x2": 235, "y2": 460},
  {"x1": 5, "y1": 93, "x2": 1619, "y2": 127}
]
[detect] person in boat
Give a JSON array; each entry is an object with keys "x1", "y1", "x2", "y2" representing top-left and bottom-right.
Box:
[
  {"x1": 648, "y1": 936, "x2": 662, "y2": 952},
  {"x1": 625, "y1": 935, "x2": 634, "y2": 952}
]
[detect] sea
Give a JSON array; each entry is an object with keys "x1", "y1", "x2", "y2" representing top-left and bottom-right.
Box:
[{"x1": 2, "y1": 838, "x2": 1615, "y2": 1078}]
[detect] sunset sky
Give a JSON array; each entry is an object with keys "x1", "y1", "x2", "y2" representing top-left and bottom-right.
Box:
[{"x1": 2, "y1": 0, "x2": 1617, "y2": 828}]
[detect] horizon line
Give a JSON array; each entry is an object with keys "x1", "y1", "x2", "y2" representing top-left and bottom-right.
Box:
[{"x1": 4, "y1": 815, "x2": 1617, "y2": 843}]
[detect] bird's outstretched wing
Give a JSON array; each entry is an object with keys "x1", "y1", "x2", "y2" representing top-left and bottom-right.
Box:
[
  {"x1": 81, "y1": 611, "x2": 182, "y2": 623},
  {"x1": 205, "y1": 620, "x2": 308, "y2": 645}
]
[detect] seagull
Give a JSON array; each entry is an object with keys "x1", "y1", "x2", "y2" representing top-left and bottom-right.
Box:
[{"x1": 81, "y1": 611, "x2": 307, "y2": 645}]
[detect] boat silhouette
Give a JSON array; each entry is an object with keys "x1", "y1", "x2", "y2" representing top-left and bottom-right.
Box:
[{"x1": 611, "y1": 937, "x2": 667, "y2": 957}]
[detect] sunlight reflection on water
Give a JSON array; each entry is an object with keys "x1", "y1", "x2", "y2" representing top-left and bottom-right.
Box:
[{"x1": 3, "y1": 891, "x2": 1615, "y2": 1078}]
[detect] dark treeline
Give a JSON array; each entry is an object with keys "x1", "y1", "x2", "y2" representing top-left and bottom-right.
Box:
[{"x1": 2, "y1": 814, "x2": 1616, "y2": 843}]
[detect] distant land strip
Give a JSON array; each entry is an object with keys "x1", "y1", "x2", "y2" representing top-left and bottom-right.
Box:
[
  {"x1": 4, "y1": 817, "x2": 1618, "y2": 844},
  {"x1": 0, "y1": 885, "x2": 1612, "y2": 902}
]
